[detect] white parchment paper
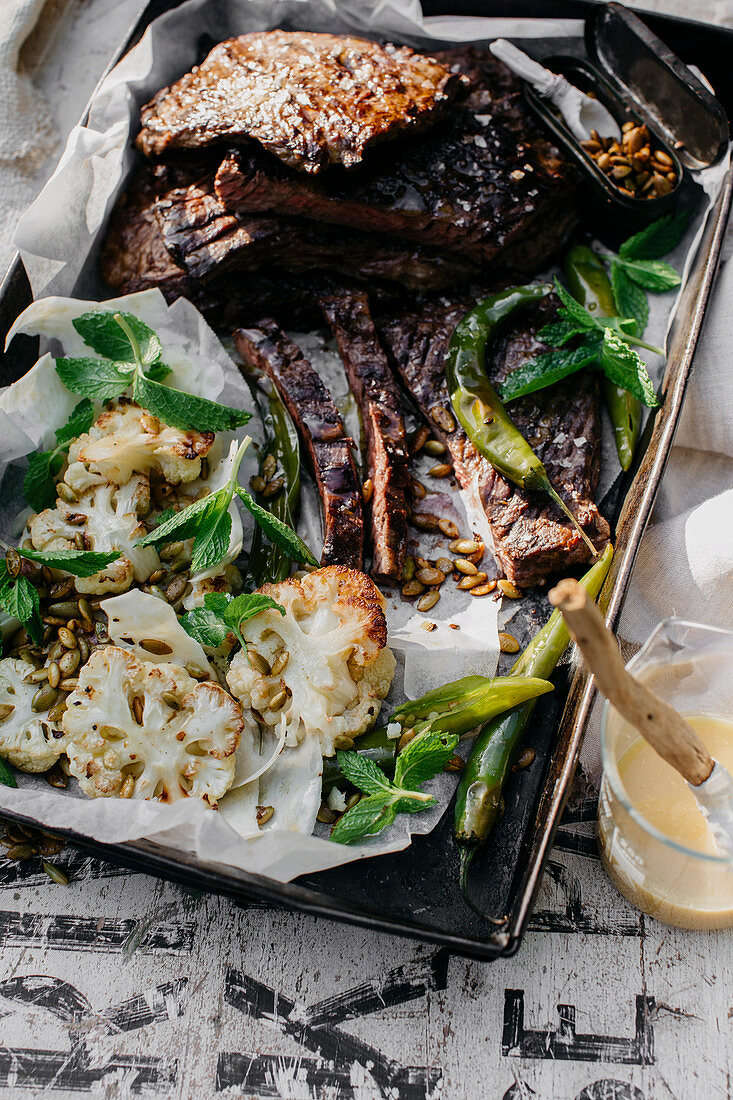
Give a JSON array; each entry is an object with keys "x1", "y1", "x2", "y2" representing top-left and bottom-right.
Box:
[{"x1": 4, "y1": 0, "x2": 729, "y2": 881}]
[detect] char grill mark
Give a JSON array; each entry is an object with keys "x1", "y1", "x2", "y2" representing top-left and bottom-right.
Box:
[
  {"x1": 378, "y1": 295, "x2": 610, "y2": 587},
  {"x1": 321, "y1": 291, "x2": 410, "y2": 585},
  {"x1": 233, "y1": 322, "x2": 363, "y2": 570},
  {"x1": 136, "y1": 31, "x2": 468, "y2": 172},
  {"x1": 214, "y1": 48, "x2": 580, "y2": 269},
  {"x1": 153, "y1": 162, "x2": 480, "y2": 292}
]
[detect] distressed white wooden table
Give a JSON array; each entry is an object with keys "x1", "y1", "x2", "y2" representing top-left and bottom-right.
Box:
[{"x1": 2, "y1": 3, "x2": 732, "y2": 1097}]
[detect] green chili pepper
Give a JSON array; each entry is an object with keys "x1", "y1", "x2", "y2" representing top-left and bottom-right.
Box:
[
  {"x1": 446, "y1": 284, "x2": 598, "y2": 557},
  {"x1": 454, "y1": 543, "x2": 613, "y2": 893},
  {"x1": 245, "y1": 373, "x2": 301, "y2": 585},
  {"x1": 564, "y1": 245, "x2": 642, "y2": 472},
  {"x1": 322, "y1": 674, "x2": 554, "y2": 795}
]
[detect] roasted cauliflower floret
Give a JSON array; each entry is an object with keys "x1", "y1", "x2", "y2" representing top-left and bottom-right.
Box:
[
  {"x1": 29, "y1": 476, "x2": 157, "y2": 594},
  {"x1": 226, "y1": 566, "x2": 396, "y2": 757},
  {"x1": 0, "y1": 658, "x2": 68, "y2": 772},
  {"x1": 63, "y1": 646, "x2": 242, "y2": 804},
  {"x1": 65, "y1": 400, "x2": 214, "y2": 490}
]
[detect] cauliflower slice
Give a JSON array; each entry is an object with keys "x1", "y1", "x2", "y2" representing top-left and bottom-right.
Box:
[
  {"x1": 29, "y1": 477, "x2": 157, "y2": 594},
  {"x1": 0, "y1": 658, "x2": 68, "y2": 772},
  {"x1": 66, "y1": 400, "x2": 214, "y2": 490},
  {"x1": 63, "y1": 646, "x2": 242, "y2": 804},
  {"x1": 226, "y1": 566, "x2": 396, "y2": 757}
]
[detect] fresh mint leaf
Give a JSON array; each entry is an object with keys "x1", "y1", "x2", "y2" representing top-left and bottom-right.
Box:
[
  {"x1": 138, "y1": 485, "x2": 234, "y2": 576},
  {"x1": 180, "y1": 605, "x2": 231, "y2": 649},
  {"x1": 19, "y1": 547, "x2": 122, "y2": 577},
  {"x1": 224, "y1": 593, "x2": 284, "y2": 632},
  {"x1": 190, "y1": 506, "x2": 232, "y2": 575},
  {"x1": 73, "y1": 311, "x2": 162, "y2": 365},
  {"x1": 154, "y1": 507, "x2": 176, "y2": 527},
  {"x1": 337, "y1": 751, "x2": 395, "y2": 797},
  {"x1": 619, "y1": 212, "x2": 689, "y2": 260},
  {"x1": 500, "y1": 342, "x2": 600, "y2": 403},
  {"x1": 393, "y1": 727, "x2": 459, "y2": 790},
  {"x1": 0, "y1": 566, "x2": 42, "y2": 644},
  {"x1": 553, "y1": 278, "x2": 603, "y2": 333},
  {"x1": 329, "y1": 792, "x2": 398, "y2": 844},
  {"x1": 234, "y1": 487, "x2": 318, "y2": 567},
  {"x1": 23, "y1": 450, "x2": 62, "y2": 512},
  {"x1": 0, "y1": 758, "x2": 17, "y2": 788},
  {"x1": 610, "y1": 263, "x2": 649, "y2": 335},
  {"x1": 55, "y1": 357, "x2": 133, "y2": 401},
  {"x1": 613, "y1": 257, "x2": 681, "y2": 293},
  {"x1": 601, "y1": 330, "x2": 659, "y2": 408},
  {"x1": 138, "y1": 490, "x2": 226, "y2": 548},
  {"x1": 55, "y1": 398, "x2": 94, "y2": 447},
  {"x1": 133, "y1": 373, "x2": 250, "y2": 433},
  {"x1": 180, "y1": 591, "x2": 284, "y2": 649},
  {"x1": 145, "y1": 362, "x2": 173, "y2": 383},
  {"x1": 538, "y1": 320, "x2": 588, "y2": 348}
]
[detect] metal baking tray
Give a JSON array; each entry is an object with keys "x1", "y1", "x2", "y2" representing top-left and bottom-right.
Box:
[{"x1": 0, "y1": 0, "x2": 730, "y2": 960}]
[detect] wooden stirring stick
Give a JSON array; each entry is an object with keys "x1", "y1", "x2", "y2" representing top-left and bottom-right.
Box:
[{"x1": 548, "y1": 578, "x2": 714, "y2": 787}]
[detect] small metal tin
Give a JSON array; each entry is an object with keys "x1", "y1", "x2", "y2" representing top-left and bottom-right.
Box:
[
  {"x1": 524, "y1": 2, "x2": 728, "y2": 232},
  {"x1": 525, "y1": 55, "x2": 683, "y2": 231}
]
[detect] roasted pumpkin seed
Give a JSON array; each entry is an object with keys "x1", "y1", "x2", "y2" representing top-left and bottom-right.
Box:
[
  {"x1": 256, "y1": 805, "x2": 274, "y2": 825},
  {"x1": 248, "y1": 649, "x2": 271, "y2": 676},
  {"x1": 498, "y1": 632, "x2": 520, "y2": 654},
  {"x1": 468, "y1": 582, "x2": 494, "y2": 597},
  {"x1": 498, "y1": 579, "x2": 521, "y2": 599},
  {"x1": 449, "y1": 538, "x2": 481, "y2": 555},
  {"x1": 402, "y1": 579, "x2": 425, "y2": 598},
  {"x1": 270, "y1": 650, "x2": 290, "y2": 676},
  {"x1": 140, "y1": 638, "x2": 173, "y2": 655},
  {"x1": 32, "y1": 684, "x2": 58, "y2": 711},
  {"x1": 42, "y1": 861, "x2": 69, "y2": 885},
  {"x1": 417, "y1": 590, "x2": 439, "y2": 612}
]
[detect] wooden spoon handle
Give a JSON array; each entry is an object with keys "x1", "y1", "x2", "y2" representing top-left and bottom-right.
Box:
[{"x1": 548, "y1": 578, "x2": 714, "y2": 786}]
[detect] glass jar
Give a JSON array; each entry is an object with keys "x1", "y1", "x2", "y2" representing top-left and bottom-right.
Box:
[{"x1": 598, "y1": 619, "x2": 733, "y2": 929}]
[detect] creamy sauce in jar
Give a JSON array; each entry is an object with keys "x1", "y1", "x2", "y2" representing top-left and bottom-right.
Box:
[{"x1": 599, "y1": 712, "x2": 733, "y2": 929}]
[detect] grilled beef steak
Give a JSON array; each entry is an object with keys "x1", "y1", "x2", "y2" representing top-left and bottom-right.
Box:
[
  {"x1": 137, "y1": 31, "x2": 467, "y2": 172},
  {"x1": 100, "y1": 167, "x2": 194, "y2": 299},
  {"x1": 100, "y1": 166, "x2": 407, "y2": 327},
  {"x1": 378, "y1": 294, "x2": 610, "y2": 586},
  {"x1": 234, "y1": 322, "x2": 363, "y2": 569},
  {"x1": 321, "y1": 291, "x2": 410, "y2": 584},
  {"x1": 214, "y1": 48, "x2": 580, "y2": 269},
  {"x1": 154, "y1": 164, "x2": 480, "y2": 291}
]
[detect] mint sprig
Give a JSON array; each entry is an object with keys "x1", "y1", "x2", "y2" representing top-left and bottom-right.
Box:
[
  {"x1": 18, "y1": 547, "x2": 122, "y2": 578},
  {"x1": 330, "y1": 727, "x2": 459, "y2": 845},
  {"x1": 23, "y1": 399, "x2": 94, "y2": 511},
  {"x1": 180, "y1": 591, "x2": 285, "y2": 649},
  {"x1": 500, "y1": 215, "x2": 686, "y2": 408},
  {"x1": 618, "y1": 211, "x2": 689, "y2": 261},
  {"x1": 57, "y1": 311, "x2": 250, "y2": 433},
  {"x1": 0, "y1": 562, "x2": 42, "y2": 644},
  {"x1": 137, "y1": 437, "x2": 317, "y2": 575},
  {"x1": 501, "y1": 278, "x2": 660, "y2": 407}
]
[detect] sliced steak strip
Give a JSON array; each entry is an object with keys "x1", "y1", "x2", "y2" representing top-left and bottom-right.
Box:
[
  {"x1": 137, "y1": 31, "x2": 467, "y2": 172},
  {"x1": 321, "y1": 291, "x2": 410, "y2": 585},
  {"x1": 154, "y1": 164, "x2": 480, "y2": 292},
  {"x1": 378, "y1": 295, "x2": 610, "y2": 587},
  {"x1": 233, "y1": 322, "x2": 363, "y2": 570},
  {"x1": 214, "y1": 48, "x2": 580, "y2": 268}
]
